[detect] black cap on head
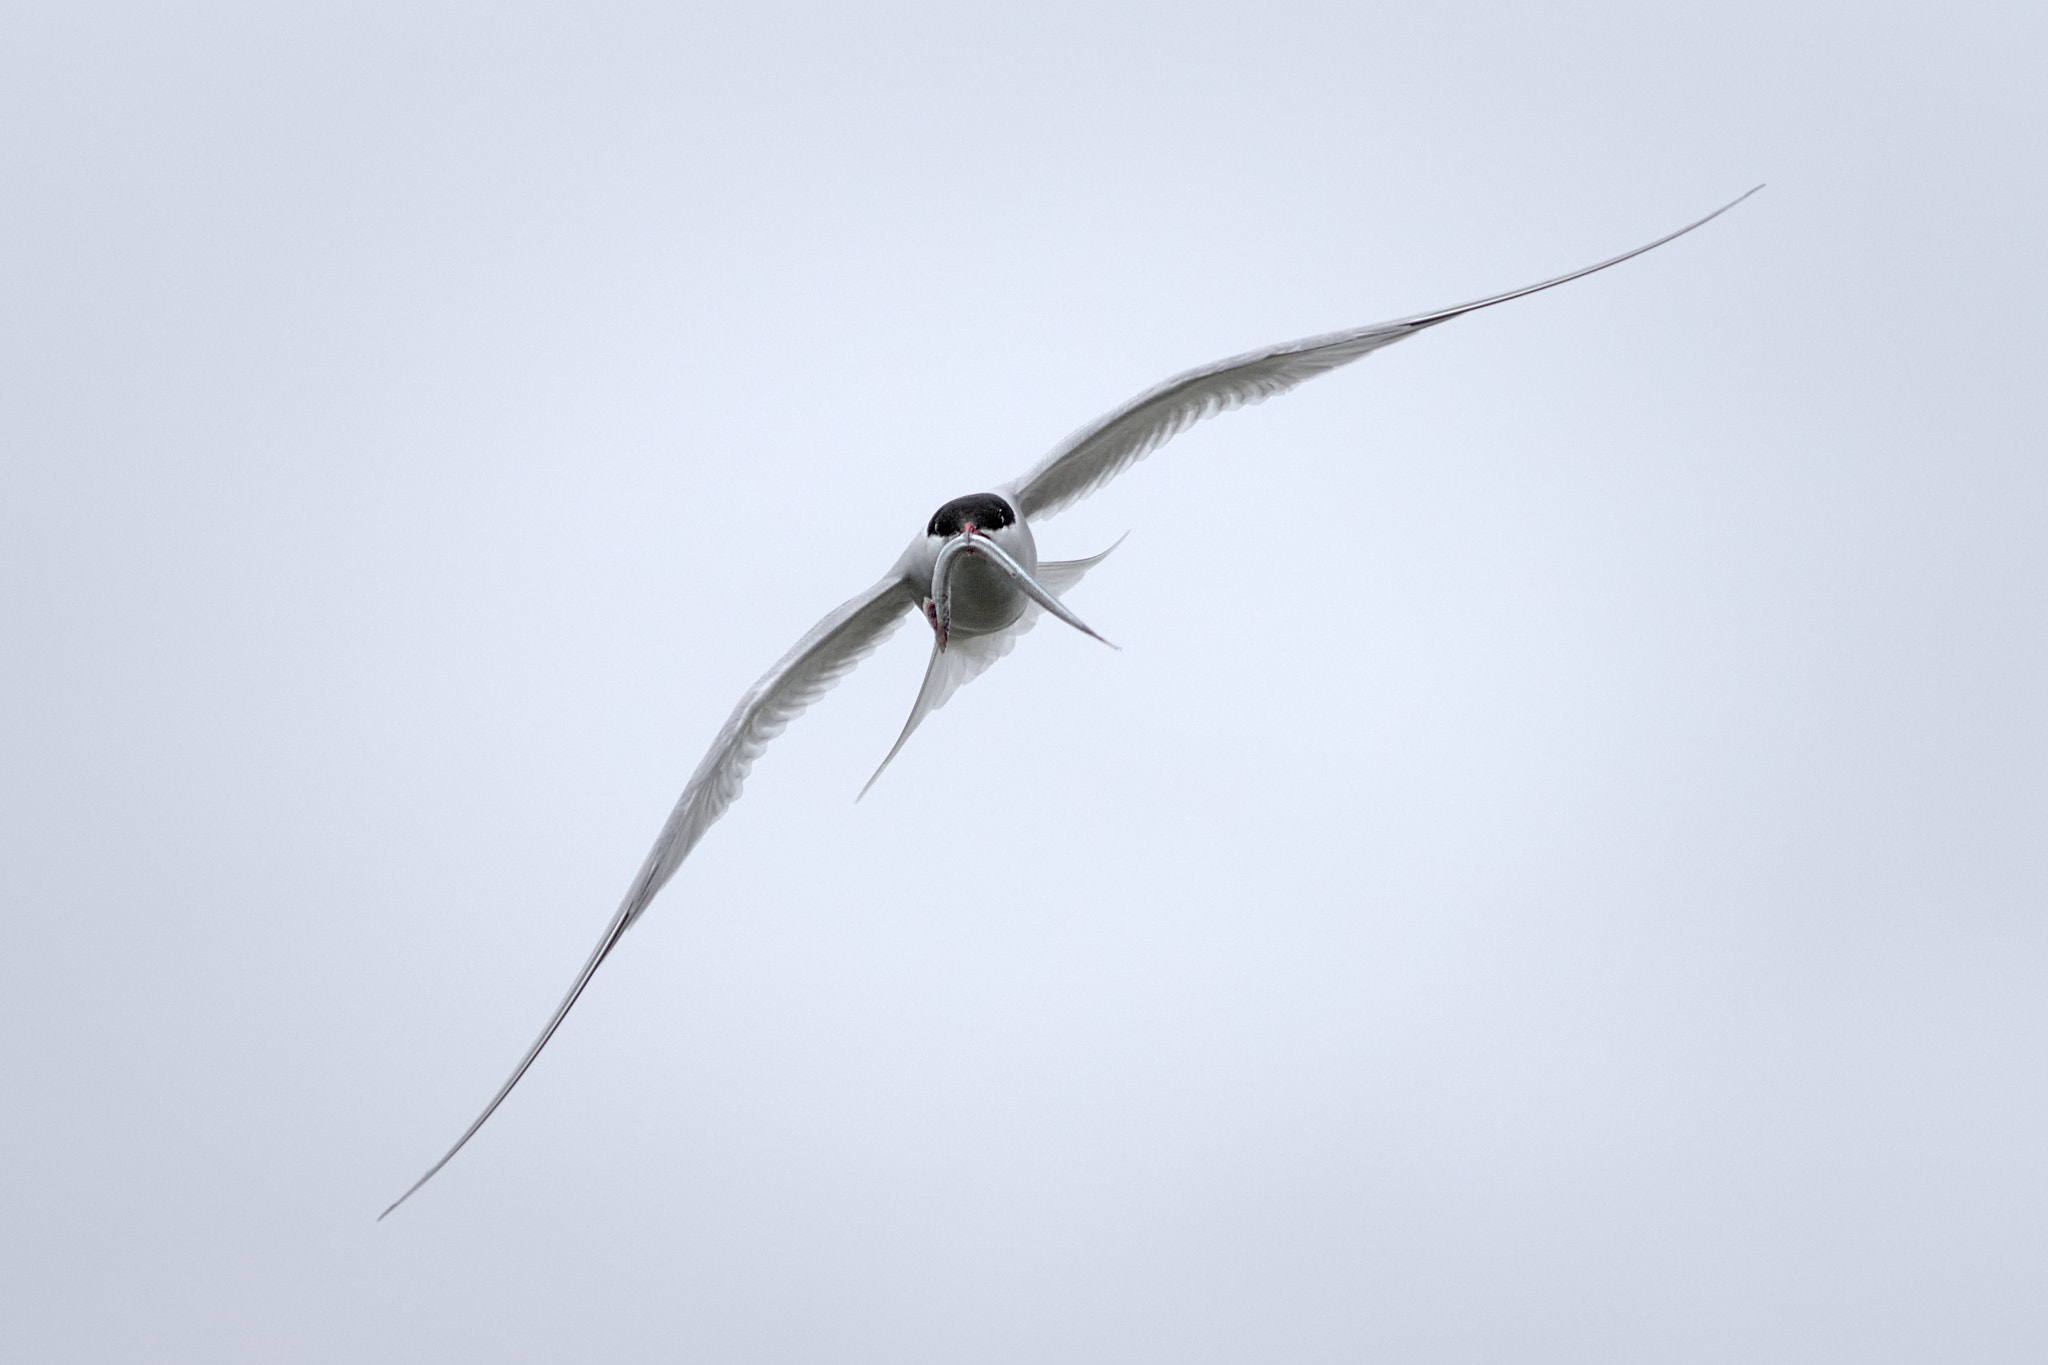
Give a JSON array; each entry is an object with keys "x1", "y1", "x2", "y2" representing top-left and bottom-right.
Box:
[{"x1": 926, "y1": 492, "x2": 1016, "y2": 537}]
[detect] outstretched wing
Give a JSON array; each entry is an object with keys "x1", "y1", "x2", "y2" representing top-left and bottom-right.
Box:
[
  {"x1": 382, "y1": 573, "x2": 917, "y2": 1218},
  {"x1": 1005, "y1": 188, "x2": 1760, "y2": 522}
]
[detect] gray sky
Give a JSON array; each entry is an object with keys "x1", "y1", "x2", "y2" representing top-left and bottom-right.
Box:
[{"x1": 3, "y1": 1, "x2": 2045, "y2": 1360}]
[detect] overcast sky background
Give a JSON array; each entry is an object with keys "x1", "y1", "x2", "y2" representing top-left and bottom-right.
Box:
[{"x1": 4, "y1": 1, "x2": 2045, "y2": 1361}]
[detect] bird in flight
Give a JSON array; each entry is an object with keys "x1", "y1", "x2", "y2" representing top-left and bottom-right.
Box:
[{"x1": 381, "y1": 187, "x2": 1759, "y2": 1217}]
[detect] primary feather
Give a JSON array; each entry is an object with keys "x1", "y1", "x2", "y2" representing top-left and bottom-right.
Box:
[
  {"x1": 1006, "y1": 187, "x2": 1760, "y2": 521},
  {"x1": 379, "y1": 575, "x2": 913, "y2": 1219}
]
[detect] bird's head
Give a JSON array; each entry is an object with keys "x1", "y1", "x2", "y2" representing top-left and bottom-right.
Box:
[
  {"x1": 925, "y1": 491, "x2": 1017, "y2": 539},
  {"x1": 905, "y1": 491, "x2": 1039, "y2": 642}
]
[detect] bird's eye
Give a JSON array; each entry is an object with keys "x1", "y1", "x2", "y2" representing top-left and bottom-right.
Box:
[{"x1": 926, "y1": 493, "x2": 1016, "y2": 537}]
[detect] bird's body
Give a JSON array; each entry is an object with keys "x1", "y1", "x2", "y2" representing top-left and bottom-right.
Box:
[
  {"x1": 381, "y1": 188, "x2": 1760, "y2": 1218},
  {"x1": 930, "y1": 545, "x2": 1024, "y2": 636},
  {"x1": 900, "y1": 492, "x2": 1038, "y2": 638}
]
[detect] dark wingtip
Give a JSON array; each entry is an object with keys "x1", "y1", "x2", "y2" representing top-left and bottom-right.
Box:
[
  {"x1": 377, "y1": 1164, "x2": 440, "y2": 1221},
  {"x1": 1396, "y1": 184, "x2": 1768, "y2": 333}
]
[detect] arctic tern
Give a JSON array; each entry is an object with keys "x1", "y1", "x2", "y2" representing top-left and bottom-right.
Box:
[{"x1": 381, "y1": 187, "x2": 1759, "y2": 1217}]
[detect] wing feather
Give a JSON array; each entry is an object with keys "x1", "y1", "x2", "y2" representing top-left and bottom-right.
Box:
[
  {"x1": 1006, "y1": 188, "x2": 1760, "y2": 522},
  {"x1": 382, "y1": 574, "x2": 915, "y2": 1217}
]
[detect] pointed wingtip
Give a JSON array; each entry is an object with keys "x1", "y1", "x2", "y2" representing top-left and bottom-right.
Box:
[
  {"x1": 378, "y1": 1150, "x2": 454, "y2": 1221},
  {"x1": 1700, "y1": 183, "x2": 1767, "y2": 225},
  {"x1": 377, "y1": 1182, "x2": 420, "y2": 1222}
]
